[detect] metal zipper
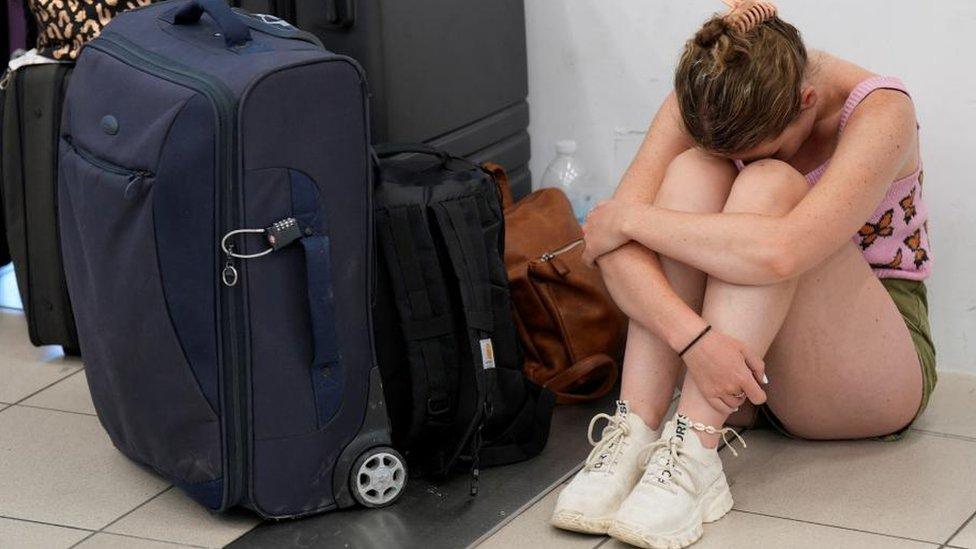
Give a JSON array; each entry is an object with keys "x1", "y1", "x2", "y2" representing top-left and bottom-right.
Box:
[
  {"x1": 538, "y1": 238, "x2": 584, "y2": 262},
  {"x1": 66, "y1": 137, "x2": 153, "y2": 179},
  {"x1": 88, "y1": 33, "x2": 248, "y2": 511}
]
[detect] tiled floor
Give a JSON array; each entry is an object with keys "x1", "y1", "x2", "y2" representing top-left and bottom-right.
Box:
[
  {"x1": 479, "y1": 374, "x2": 976, "y2": 549},
  {"x1": 0, "y1": 267, "x2": 261, "y2": 548},
  {"x1": 3, "y1": 261, "x2": 976, "y2": 549}
]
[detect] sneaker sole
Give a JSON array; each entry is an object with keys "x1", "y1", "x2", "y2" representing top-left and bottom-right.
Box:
[
  {"x1": 550, "y1": 510, "x2": 614, "y2": 535},
  {"x1": 608, "y1": 477, "x2": 734, "y2": 549}
]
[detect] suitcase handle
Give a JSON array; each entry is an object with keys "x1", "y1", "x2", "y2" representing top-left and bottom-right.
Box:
[
  {"x1": 173, "y1": 0, "x2": 252, "y2": 47},
  {"x1": 373, "y1": 143, "x2": 454, "y2": 162}
]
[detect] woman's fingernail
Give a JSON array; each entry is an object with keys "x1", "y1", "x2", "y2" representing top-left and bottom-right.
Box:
[
  {"x1": 733, "y1": 408, "x2": 740, "y2": 412},
  {"x1": 762, "y1": 374, "x2": 769, "y2": 384}
]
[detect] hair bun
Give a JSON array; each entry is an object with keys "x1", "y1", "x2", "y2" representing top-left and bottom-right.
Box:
[{"x1": 694, "y1": 18, "x2": 728, "y2": 48}]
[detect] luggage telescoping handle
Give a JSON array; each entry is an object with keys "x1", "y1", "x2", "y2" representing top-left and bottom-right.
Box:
[{"x1": 173, "y1": 0, "x2": 252, "y2": 47}]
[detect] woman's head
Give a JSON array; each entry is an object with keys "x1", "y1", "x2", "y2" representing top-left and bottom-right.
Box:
[{"x1": 674, "y1": 11, "x2": 814, "y2": 159}]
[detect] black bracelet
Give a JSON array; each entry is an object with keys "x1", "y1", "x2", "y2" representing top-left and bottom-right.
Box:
[{"x1": 678, "y1": 324, "x2": 712, "y2": 357}]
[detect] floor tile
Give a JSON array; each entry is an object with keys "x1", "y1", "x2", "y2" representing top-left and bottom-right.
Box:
[
  {"x1": 21, "y1": 370, "x2": 97, "y2": 415},
  {"x1": 599, "y1": 510, "x2": 935, "y2": 549},
  {"x1": 913, "y1": 372, "x2": 976, "y2": 439},
  {"x1": 75, "y1": 533, "x2": 199, "y2": 548},
  {"x1": 478, "y1": 480, "x2": 600, "y2": 549},
  {"x1": 0, "y1": 517, "x2": 91, "y2": 549},
  {"x1": 721, "y1": 430, "x2": 976, "y2": 543},
  {"x1": 0, "y1": 309, "x2": 80, "y2": 403},
  {"x1": 106, "y1": 488, "x2": 259, "y2": 548},
  {"x1": 0, "y1": 405, "x2": 169, "y2": 530},
  {"x1": 950, "y1": 516, "x2": 976, "y2": 548}
]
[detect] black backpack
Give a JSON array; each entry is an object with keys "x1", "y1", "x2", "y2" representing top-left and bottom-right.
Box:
[{"x1": 372, "y1": 143, "x2": 554, "y2": 492}]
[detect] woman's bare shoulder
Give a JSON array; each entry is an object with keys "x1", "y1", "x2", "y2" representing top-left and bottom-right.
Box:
[{"x1": 810, "y1": 50, "x2": 878, "y2": 92}]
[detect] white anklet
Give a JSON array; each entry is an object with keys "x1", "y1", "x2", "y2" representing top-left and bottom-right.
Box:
[{"x1": 684, "y1": 417, "x2": 747, "y2": 456}]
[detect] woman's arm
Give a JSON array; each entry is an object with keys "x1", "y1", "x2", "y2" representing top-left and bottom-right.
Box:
[
  {"x1": 595, "y1": 92, "x2": 711, "y2": 351},
  {"x1": 614, "y1": 90, "x2": 918, "y2": 285}
]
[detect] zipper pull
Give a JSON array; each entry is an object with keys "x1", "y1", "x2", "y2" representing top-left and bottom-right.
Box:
[
  {"x1": 222, "y1": 245, "x2": 239, "y2": 287},
  {"x1": 122, "y1": 171, "x2": 150, "y2": 200},
  {"x1": 469, "y1": 424, "x2": 483, "y2": 497},
  {"x1": 537, "y1": 239, "x2": 584, "y2": 263}
]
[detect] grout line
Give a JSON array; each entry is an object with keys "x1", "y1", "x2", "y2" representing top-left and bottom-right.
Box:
[
  {"x1": 96, "y1": 485, "x2": 174, "y2": 534},
  {"x1": 911, "y1": 428, "x2": 976, "y2": 444},
  {"x1": 731, "y1": 508, "x2": 941, "y2": 545},
  {"x1": 9, "y1": 368, "x2": 86, "y2": 407},
  {"x1": 83, "y1": 531, "x2": 211, "y2": 548},
  {"x1": 941, "y1": 508, "x2": 976, "y2": 548},
  {"x1": 467, "y1": 460, "x2": 586, "y2": 548},
  {"x1": 68, "y1": 486, "x2": 175, "y2": 549},
  {"x1": 470, "y1": 395, "x2": 685, "y2": 548},
  {"x1": 14, "y1": 403, "x2": 97, "y2": 417},
  {"x1": 68, "y1": 531, "x2": 97, "y2": 548},
  {"x1": 0, "y1": 514, "x2": 97, "y2": 533}
]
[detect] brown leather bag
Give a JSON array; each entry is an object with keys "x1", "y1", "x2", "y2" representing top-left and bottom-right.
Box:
[{"x1": 486, "y1": 163, "x2": 626, "y2": 404}]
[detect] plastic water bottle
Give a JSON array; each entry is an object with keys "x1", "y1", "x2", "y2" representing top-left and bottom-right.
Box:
[{"x1": 540, "y1": 140, "x2": 594, "y2": 223}]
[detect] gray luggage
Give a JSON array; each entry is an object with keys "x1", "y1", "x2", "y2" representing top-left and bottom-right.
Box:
[{"x1": 231, "y1": 0, "x2": 533, "y2": 197}]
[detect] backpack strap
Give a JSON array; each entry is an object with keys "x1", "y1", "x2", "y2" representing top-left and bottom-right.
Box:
[
  {"x1": 374, "y1": 204, "x2": 459, "y2": 426},
  {"x1": 429, "y1": 196, "x2": 496, "y2": 488}
]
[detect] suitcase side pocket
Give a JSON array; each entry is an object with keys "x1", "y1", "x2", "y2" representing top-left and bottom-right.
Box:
[{"x1": 59, "y1": 138, "x2": 222, "y2": 489}]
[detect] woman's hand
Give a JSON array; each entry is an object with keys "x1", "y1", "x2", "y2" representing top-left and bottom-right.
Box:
[
  {"x1": 681, "y1": 328, "x2": 768, "y2": 414},
  {"x1": 581, "y1": 199, "x2": 641, "y2": 266}
]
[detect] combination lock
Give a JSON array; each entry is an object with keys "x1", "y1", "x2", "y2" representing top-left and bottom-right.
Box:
[{"x1": 265, "y1": 217, "x2": 303, "y2": 251}]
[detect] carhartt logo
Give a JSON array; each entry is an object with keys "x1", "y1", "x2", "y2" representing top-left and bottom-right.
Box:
[{"x1": 479, "y1": 338, "x2": 496, "y2": 369}]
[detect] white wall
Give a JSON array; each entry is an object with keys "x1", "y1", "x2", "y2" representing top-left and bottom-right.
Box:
[{"x1": 525, "y1": 0, "x2": 976, "y2": 373}]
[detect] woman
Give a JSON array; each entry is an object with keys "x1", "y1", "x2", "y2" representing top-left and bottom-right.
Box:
[{"x1": 549, "y1": 2, "x2": 936, "y2": 548}]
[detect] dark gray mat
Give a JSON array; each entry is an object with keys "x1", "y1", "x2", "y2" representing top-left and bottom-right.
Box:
[{"x1": 229, "y1": 395, "x2": 615, "y2": 549}]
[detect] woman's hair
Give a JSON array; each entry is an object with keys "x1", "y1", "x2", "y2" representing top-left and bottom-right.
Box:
[{"x1": 674, "y1": 13, "x2": 808, "y2": 154}]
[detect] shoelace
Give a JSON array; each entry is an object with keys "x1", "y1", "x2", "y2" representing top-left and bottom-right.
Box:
[
  {"x1": 636, "y1": 420, "x2": 748, "y2": 495},
  {"x1": 636, "y1": 437, "x2": 699, "y2": 495},
  {"x1": 583, "y1": 413, "x2": 631, "y2": 472}
]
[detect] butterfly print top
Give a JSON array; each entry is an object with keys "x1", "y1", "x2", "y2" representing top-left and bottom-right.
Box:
[{"x1": 736, "y1": 76, "x2": 932, "y2": 281}]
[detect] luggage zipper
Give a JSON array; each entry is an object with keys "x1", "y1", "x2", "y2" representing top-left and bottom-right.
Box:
[
  {"x1": 538, "y1": 238, "x2": 584, "y2": 262},
  {"x1": 87, "y1": 33, "x2": 249, "y2": 511},
  {"x1": 65, "y1": 137, "x2": 154, "y2": 196}
]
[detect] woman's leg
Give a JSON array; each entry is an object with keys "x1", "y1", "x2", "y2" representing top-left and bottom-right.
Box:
[
  {"x1": 619, "y1": 149, "x2": 736, "y2": 429},
  {"x1": 762, "y1": 243, "x2": 923, "y2": 440},
  {"x1": 674, "y1": 159, "x2": 808, "y2": 445},
  {"x1": 675, "y1": 159, "x2": 923, "y2": 444}
]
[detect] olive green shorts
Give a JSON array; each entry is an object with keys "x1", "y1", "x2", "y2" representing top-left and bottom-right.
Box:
[{"x1": 758, "y1": 278, "x2": 937, "y2": 441}]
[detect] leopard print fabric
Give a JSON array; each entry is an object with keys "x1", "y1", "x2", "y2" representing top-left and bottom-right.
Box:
[{"x1": 28, "y1": 0, "x2": 156, "y2": 60}]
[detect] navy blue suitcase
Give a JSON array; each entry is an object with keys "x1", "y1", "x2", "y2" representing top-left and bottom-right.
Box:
[{"x1": 58, "y1": 0, "x2": 403, "y2": 517}]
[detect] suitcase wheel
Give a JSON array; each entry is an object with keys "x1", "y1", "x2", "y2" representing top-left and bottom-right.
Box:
[{"x1": 350, "y1": 446, "x2": 407, "y2": 508}]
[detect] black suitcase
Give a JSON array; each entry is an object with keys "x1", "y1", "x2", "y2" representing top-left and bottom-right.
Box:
[
  {"x1": 230, "y1": 0, "x2": 533, "y2": 198},
  {"x1": 1, "y1": 62, "x2": 79, "y2": 354}
]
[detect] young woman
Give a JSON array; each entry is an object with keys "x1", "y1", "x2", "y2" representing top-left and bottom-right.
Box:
[{"x1": 549, "y1": 2, "x2": 936, "y2": 548}]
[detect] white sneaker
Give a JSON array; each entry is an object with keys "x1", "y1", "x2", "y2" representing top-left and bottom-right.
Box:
[
  {"x1": 608, "y1": 413, "x2": 742, "y2": 549},
  {"x1": 551, "y1": 401, "x2": 661, "y2": 534}
]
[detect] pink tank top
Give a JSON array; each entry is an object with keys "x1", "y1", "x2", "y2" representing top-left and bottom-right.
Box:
[{"x1": 737, "y1": 76, "x2": 932, "y2": 281}]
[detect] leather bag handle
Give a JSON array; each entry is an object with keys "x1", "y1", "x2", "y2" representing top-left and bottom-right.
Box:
[
  {"x1": 542, "y1": 354, "x2": 619, "y2": 404},
  {"x1": 482, "y1": 161, "x2": 515, "y2": 210}
]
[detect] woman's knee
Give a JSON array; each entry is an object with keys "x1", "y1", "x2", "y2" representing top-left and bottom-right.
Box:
[
  {"x1": 654, "y1": 148, "x2": 737, "y2": 213},
  {"x1": 723, "y1": 159, "x2": 808, "y2": 216}
]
